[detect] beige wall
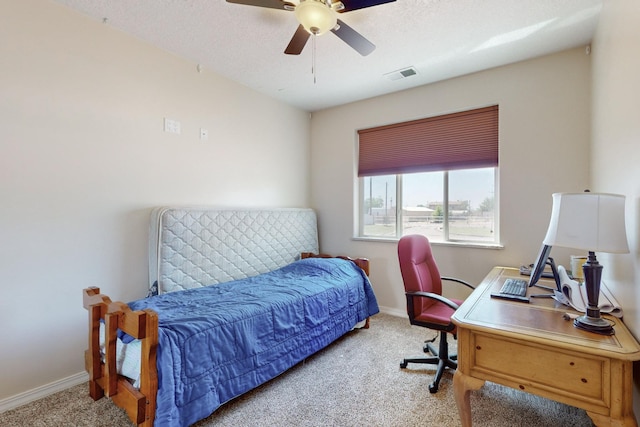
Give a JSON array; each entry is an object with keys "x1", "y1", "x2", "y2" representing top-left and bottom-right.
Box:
[
  {"x1": 311, "y1": 48, "x2": 592, "y2": 315},
  {"x1": 0, "y1": 0, "x2": 310, "y2": 400},
  {"x1": 5, "y1": 0, "x2": 638, "y2": 421},
  {"x1": 591, "y1": 0, "x2": 640, "y2": 419}
]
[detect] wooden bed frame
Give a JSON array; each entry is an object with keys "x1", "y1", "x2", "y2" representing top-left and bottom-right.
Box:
[{"x1": 83, "y1": 254, "x2": 370, "y2": 426}]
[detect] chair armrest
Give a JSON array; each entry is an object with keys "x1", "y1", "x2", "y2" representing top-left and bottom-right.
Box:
[
  {"x1": 441, "y1": 276, "x2": 475, "y2": 290},
  {"x1": 405, "y1": 291, "x2": 460, "y2": 311}
]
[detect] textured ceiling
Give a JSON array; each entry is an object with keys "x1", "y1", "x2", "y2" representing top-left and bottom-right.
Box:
[{"x1": 51, "y1": 0, "x2": 602, "y2": 112}]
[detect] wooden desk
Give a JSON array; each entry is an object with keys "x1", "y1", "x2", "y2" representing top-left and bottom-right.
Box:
[{"x1": 452, "y1": 267, "x2": 640, "y2": 427}]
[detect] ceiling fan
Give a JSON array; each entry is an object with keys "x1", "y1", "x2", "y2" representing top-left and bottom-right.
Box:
[{"x1": 227, "y1": 0, "x2": 396, "y2": 56}]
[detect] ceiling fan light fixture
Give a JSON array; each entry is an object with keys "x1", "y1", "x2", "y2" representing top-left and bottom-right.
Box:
[{"x1": 295, "y1": 0, "x2": 337, "y2": 35}]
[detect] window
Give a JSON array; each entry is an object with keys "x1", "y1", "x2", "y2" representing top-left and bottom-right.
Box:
[
  {"x1": 360, "y1": 169, "x2": 496, "y2": 243},
  {"x1": 357, "y1": 106, "x2": 499, "y2": 245}
]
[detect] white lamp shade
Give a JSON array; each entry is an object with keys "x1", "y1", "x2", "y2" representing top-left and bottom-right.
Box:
[
  {"x1": 295, "y1": 0, "x2": 337, "y2": 35},
  {"x1": 543, "y1": 192, "x2": 629, "y2": 254}
]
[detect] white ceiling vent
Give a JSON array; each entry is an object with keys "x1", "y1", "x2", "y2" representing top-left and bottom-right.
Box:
[{"x1": 384, "y1": 67, "x2": 418, "y2": 81}]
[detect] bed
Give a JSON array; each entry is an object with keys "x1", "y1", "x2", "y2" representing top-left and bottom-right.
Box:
[{"x1": 83, "y1": 207, "x2": 379, "y2": 427}]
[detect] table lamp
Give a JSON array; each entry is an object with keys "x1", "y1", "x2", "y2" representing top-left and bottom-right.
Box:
[{"x1": 543, "y1": 192, "x2": 629, "y2": 335}]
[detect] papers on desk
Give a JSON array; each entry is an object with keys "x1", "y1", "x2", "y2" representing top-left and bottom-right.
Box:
[{"x1": 552, "y1": 265, "x2": 623, "y2": 318}]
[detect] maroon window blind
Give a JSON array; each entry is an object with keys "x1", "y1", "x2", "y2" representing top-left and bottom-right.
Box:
[{"x1": 357, "y1": 105, "x2": 499, "y2": 177}]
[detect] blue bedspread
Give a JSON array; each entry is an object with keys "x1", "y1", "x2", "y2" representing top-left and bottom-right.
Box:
[{"x1": 127, "y1": 257, "x2": 379, "y2": 426}]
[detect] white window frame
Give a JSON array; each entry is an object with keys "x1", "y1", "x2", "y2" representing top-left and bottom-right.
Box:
[{"x1": 356, "y1": 168, "x2": 500, "y2": 247}]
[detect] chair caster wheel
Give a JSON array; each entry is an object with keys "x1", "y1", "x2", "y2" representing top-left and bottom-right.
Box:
[
  {"x1": 428, "y1": 383, "x2": 438, "y2": 393},
  {"x1": 400, "y1": 361, "x2": 408, "y2": 369}
]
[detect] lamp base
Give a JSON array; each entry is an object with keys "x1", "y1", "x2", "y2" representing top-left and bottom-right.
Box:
[
  {"x1": 572, "y1": 252, "x2": 614, "y2": 336},
  {"x1": 574, "y1": 315, "x2": 615, "y2": 336}
]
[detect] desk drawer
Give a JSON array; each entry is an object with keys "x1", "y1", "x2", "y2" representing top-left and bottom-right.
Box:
[{"x1": 470, "y1": 332, "x2": 608, "y2": 402}]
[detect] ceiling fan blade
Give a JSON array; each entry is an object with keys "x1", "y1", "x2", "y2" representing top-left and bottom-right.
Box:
[
  {"x1": 339, "y1": 0, "x2": 395, "y2": 12},
  {"x1": 331, "y1": 19, "x2": 375, "y2": 56},
  {"x1": 285, "y1": 25, "x2": 311, "y2": 55},
  {"x1": 226, "y1": 0, "x2": 292, "y2": 10}
]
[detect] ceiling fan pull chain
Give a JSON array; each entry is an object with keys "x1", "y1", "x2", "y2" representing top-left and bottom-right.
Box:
[{"x1": 312, "y1": 33, "x2": 317, "y2": 84}]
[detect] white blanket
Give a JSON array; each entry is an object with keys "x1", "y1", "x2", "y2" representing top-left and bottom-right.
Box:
[{"x1": 99, "y1": 323, "x2": 142, "y2": 388}]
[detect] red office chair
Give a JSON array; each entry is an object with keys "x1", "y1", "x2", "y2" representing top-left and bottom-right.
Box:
[{"x1": 398, "y1": 234, "x2": 475, "y2": 393}]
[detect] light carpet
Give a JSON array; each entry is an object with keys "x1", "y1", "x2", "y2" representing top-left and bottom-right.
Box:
[{"x1": 0, "y1": 313, "x2": 594, "y2": 426}]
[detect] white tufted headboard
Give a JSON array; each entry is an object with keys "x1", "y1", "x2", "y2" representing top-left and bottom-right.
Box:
[{"x1": 148, "y1": 207, "x2": 320, "y2": 295}]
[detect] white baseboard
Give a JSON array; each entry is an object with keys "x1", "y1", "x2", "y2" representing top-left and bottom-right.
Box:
[
  {"x1": 0, "y1": 371, "x2": 88, "y2": 413},
  {"x1": 378, "y1": 305, "x2": 408, "y2": 318}
]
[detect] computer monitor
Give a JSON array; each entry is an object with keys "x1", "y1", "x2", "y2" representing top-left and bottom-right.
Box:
[{"x1": 528, "y1": 244, "x2": 561, "y2": 291}]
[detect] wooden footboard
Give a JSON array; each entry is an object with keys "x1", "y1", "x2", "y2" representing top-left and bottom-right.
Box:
[
  {"x1": 83, "y1": 253, "x2": 370, "y2": 426},
  {"x1": 301, "y1": 252, "x2": 370, "y2": 276},
  {"x1": 83, "y1": 287, "x2": 158, "y2": 427}
]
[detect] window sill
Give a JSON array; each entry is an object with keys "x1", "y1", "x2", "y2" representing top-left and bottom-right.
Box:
[{"x1": 352, "y1": 236, "x2": 504, "y2": 250}]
